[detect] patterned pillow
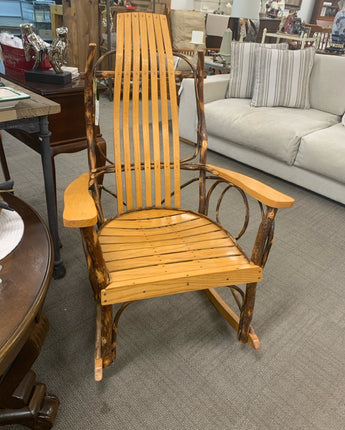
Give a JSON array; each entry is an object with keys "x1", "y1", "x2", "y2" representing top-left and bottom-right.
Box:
[
  {"x1": 251, "y1": 46, "x2": 315, "y2": 109},
  {"x1": 227, "y1": 42, "x2": 288, "y2": 99}
]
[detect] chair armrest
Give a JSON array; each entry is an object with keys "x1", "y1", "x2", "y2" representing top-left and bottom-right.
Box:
[
  {"x1": 63, "y1": 173, "x2": 98, "y2": 228},
  {"x1": 205, "y1": 164, "x2": 295, "y2": 209},
  {"x1": 179, "y1": 74, "x2": 229, "y2": 143}
]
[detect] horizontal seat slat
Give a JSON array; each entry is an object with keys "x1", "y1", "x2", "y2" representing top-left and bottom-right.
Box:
[
  {"x1": 99, "y1": 224, "x2": 225, "y2": 243},
  {"x1": 108, "y1": 255, "x2": 251, "y2": 281},
  {"x1": 104, "y1": 246, "x2": 243, "y2": 271},
  {"x1": 102, "y1": 264, "x2": 261, "y2": 304},
  {"x1": 102, "y1": 238, "x2": 235, "y2": 259}
]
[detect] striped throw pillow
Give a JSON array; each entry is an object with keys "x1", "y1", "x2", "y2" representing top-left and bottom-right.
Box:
[
  {"x1": 251, "y1": 47, "x2": 315, "y2": 108},
  {"x1": 227, "y1": 42, "x2": 288, "y2": 99}
]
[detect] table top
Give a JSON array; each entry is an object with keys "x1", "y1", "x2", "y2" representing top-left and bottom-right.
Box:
[
  {"x1": 0, "y1": 194, "x2": 53, "y2": 375},
  {"x1": 1, "y1": 71, "x2": 84, "y2": 97},
  {"x1": 205, "y1": 57, "x2": 231, "y2": 72},
  {"x1": 0, "y1": 78, "x2": 61, "y2": 123}
]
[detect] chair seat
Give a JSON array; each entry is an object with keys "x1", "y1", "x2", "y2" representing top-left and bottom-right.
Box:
[{"x1": 99, "y1": 208, "x2": 262, "y2": 305}]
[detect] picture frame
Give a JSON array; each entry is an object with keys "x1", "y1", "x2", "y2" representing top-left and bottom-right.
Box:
[{"x1": 285, "y1": 0, "x2": 303, "y2": 8}]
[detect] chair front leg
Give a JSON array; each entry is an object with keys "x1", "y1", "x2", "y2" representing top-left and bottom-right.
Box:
[
  {"x1": 238, "y1": 206, "x2": 277, "y2": 343},
  {"x1": 237, "y1": 282, "x2": 257, "y2": 343}
]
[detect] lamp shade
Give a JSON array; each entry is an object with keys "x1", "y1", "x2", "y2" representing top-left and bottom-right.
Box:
[{"x1": 231, "y1": 0, "x2": 260, "y2": 19}]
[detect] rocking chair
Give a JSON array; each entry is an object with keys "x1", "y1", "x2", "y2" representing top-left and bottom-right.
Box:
[{"x1": 63, "y1": 12, "x2": 294, "y2": 380}]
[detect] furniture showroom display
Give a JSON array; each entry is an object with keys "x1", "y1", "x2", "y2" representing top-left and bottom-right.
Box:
[
  {"x1": 179, "y1": 50, "x2": 345, "y2": 205},
  {"x1": 63, "y1": 12, "x2": 294, "y2": 381},
  {"x1": 0, "y1": 193, "x2": 59, "y2": 429}
]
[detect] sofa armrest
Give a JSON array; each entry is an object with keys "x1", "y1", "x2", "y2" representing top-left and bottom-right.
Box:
[
  {"x1": 179, "y1": 74, "x2": 228, "y2": 143},
  {"x1": 63, "y1": 173, "x2": 98, "y2": 228},
  {"x1": 205, "y1": 164, "x2": 295, "y2": 209}
]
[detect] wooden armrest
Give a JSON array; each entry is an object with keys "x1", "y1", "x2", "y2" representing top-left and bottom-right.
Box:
[
  {"x1": 205, "y1": 164, "x2": 295, "y2": 209},
  {"x1": 63, "y1": 173, "x2": 98, "y2": 228}
]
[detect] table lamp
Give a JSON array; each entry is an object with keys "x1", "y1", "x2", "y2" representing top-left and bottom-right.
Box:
[
  {"x1": 190, "y1": 30, "x2": 204, "y2": 63},
  {"x1": 231, "y1": 0, "x2": 260, "y2": 41}
]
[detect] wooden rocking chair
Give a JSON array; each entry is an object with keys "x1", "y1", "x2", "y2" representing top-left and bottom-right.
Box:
[{"x1": 63, "y1": 12, "x2": 294, "y2": 380}]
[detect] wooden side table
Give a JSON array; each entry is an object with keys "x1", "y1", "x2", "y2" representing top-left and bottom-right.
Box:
[
  {"x1": 1, "y1": 71, "x2": 107, "y2": 205},
  {"x1": 0, "y1": 194, "x2": 59, "y2": 429}
]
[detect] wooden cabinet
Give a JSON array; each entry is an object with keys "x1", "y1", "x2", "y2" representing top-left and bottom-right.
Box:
[
  {"x1": 62, "y1": 0, "x2": 99, "y2": 71},
  {"x1": 311, "y1": 0, "x2": 339, "y2": 28}
]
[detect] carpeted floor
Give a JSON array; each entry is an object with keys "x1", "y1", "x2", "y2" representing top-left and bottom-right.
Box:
[{"x1": 1, "y1": 95, "x2": 345, "y2": 429}]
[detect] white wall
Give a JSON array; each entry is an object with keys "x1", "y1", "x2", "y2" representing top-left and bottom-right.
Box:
[
  {"x1": 191, "y1": 0, "x2": 315, "y2": 23},
  {"x1": 298, "y1": 0, "x2": 314, "y2": 23}
]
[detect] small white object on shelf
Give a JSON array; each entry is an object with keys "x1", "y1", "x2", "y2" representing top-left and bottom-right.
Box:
[{"x1": 191, "y1": 30, "x2": 204, "y2": 45}]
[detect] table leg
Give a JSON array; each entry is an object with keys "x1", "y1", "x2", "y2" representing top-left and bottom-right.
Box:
[
  {"x1": 38, "y1": 116, "x2": 66, "y2": 279},
  {"x1": 0, "y1": 314, "x2": 59, "y2": 429}
]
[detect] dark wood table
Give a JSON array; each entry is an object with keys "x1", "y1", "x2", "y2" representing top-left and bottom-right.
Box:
[
  {"x1": 1, "y1": 71, "x2": 106, "y2": 180},
  {"x1": 0, "y1": 194, "x2": 59, "y2": 429}
]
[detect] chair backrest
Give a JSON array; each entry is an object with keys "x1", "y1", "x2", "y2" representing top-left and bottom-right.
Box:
[
  {"x1": 84, "y1": 13, "x2": 203, "y2": 223},
  {"x1": 304, "y1": 23, "x2": 332, "y2": 50}
]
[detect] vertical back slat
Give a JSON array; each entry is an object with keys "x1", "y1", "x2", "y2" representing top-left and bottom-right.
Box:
[
  {"x1": 113, "y1": 12, "x2": 182, "y2": 213},
  {"x1": 139, "y1": 13, "x2": 152, "y2": 207},
  {"x1": 147, "y1": 13, "x2": 162, "y2": 206},
  {"x1": 113, "y1": 14, "x2": 125, "y2": 214},
  {"x1": 153, "y1": 14, "x2": 171, "y2": 206},
  {"x1": 160, "y1": 14, "x2": 181, "y2": 207},
  {"x1": 122, "y1": 13, "x2": 133, "y2": 210},
  {"x1": 131, "y1": 13, "x2": 143, "y2": 208}
]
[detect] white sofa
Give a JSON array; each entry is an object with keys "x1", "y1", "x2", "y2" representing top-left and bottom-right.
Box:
[{"x1": 179, "y1": 53, "x2": 345, "y2": 205}]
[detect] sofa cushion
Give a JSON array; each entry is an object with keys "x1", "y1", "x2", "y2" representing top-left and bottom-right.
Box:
[
  {"x1": 309, "y1": 54, "x2": 345, "y2": 115},
  {"x1": 251, "y1": 47, "x2": 315, "y2": 109},
  {"x1": 204, "y1": 98, "x2": 340, "y2": 165},
  {"x1": 295, "y1": 123, "x2": 345, "y2": 183},
  {"x1": 227, "y1": 42, "x2": 288, "y2": 99}
]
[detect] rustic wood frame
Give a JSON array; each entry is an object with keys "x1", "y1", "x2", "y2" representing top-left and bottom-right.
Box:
[{"x1": 63, "y1": 12, "x2": 294, "y2": 381}]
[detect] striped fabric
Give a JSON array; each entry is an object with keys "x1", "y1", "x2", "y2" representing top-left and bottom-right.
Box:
[
  {"x1": 227, "y1": 42, "x2": 288, "y2": 99},
  {"x1": 251, "y1": 47, "x2": 315, "y2": 108}
]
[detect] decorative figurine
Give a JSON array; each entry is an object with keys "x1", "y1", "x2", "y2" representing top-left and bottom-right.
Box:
[
  {"x1": 49, "y1": 27, "x2": 69, "y2": 74},
  {"x1": 331, "y1": 0, "x2": 345, "y2": 48},
  {"x1": 20, "y1": 23, "x2": 72, "y2": 84},
  {"x1": 20, "y1": 23, "x2": 49, "y2": 70}
]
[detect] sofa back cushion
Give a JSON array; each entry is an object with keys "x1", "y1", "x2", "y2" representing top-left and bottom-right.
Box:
[
  {"x1": 251, "y1": 46, "x2": 315, "y2": 109},
  {"x1": 227, "y1": 42, "x2": 288, "y2": 99},
  {"x1": 309, "y1": 54, "x2": 345, "y2": 115}
]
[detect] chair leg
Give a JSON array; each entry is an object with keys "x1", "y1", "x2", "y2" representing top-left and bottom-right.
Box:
[
  {"x1": 205, "y1": 288, "x2": 260, "y2": 349},
  {"x1": 112, "y1": 302, "x2": 131, "y2": 363},
  {"x1": 237, "y1": 282, "x2": 257, "y2": 344},
  {"x1": 95, "y1": 303, "x2": 113, "y2": 381},
  {"x1": 95, "y1": 302, "x2": 132, "y2": 381}
]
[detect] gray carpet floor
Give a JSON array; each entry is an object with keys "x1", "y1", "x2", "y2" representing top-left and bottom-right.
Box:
[{"x1": 1, "y1": 95, "x2": 345, "y2": 429}]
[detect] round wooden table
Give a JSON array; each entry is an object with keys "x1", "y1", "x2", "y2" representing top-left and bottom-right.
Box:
[{"x1": 0, "y1": 194, "x2": 59, "y2": 429}]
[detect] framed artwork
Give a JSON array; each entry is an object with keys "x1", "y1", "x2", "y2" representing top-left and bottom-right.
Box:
[{"x1": 285, "y1": 0, "x2": 303, "y2": 8}]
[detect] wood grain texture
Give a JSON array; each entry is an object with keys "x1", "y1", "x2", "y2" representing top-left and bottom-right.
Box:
[
  {"x1": 99, "y1": 208, "x2": 262, "y2": 304},
  {"x1": 63, "y1": 173, "x2": 97, "y2": 227},
  {"x1": 0, "y1": 79, "x2": 60, "y2": 122},
  {"x1": 62, "y1": 0, "x2": 99, "y2": 71}
]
